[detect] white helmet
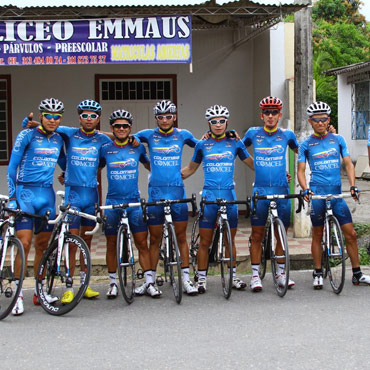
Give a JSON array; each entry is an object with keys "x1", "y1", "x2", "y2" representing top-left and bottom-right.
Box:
[
  {"x1": 205, "y1": 105, "x2": 230, "y2": 120},
  {"x1": 38, "y1": 98, "x2": 64, "y2": 114},
  {"x1": 109, "y1": 109, "x2": 133, "y2": 125},
  {"x1": 307, "y1": 101, "x2": 331, "y2": 116},
  {"x1": 153, "y1": 100, "x2": 177, "y2": 115}
]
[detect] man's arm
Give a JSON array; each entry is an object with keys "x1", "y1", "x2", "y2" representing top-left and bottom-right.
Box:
[
  {"x1": 143, "y1": 162, "x2": 151, "y2": 171},
  {"x1": 242, "y1": 156, "x2": 254, "y2": 170},
  {"x1": 181, "y1": 161, "x2": 200, "y2": 180},
  {"x1": 343, "y1": 156, "x2": 356, "y2": 187},
  {"x1": 297, "y1": 162, "x2": 308, "y2": 190}
]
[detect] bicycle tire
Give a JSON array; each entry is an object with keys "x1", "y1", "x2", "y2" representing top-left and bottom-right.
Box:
[
  {"x1": 321, "y1": 242, "x2": 329, "y2": 279},
  {"x1": 36, "y1": 234, "x2": 91, "y2": 316},
  {"x1": 220, "y1": 219, "x2": 233, "y2": 299},
  {"x1": 259, "y1": 227, "x2": 271, "y2": 280},
  {"x1": 190, "y1": 216, "x2": 200, "y2": 282},
  {"x1": 167, "y1": 223, "x2": 182, "y2": 304},
  {"x1": 270, "y1": 218, "x2": 290, "y2": 297},
  {"x1": 117, "y1": 224, "x2": 135, "y2": 304},
  {"x1": 0, "y1": 236, "x2": 25, "y2": 320},
  {"x1": 326, "y1": 215, "x2": 345, "y2": 294}
]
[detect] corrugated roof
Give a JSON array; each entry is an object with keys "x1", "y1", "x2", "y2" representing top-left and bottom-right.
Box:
[
  {"x1": 325, "y1": 61, "x2": 370, "y2": 76},
  {"x1": 3, "y1": 0, "x2": 310, "y2": 7}
]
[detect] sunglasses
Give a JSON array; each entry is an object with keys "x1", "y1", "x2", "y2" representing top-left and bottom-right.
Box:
[
  {"x1": 310, "y1": 117, "x2": 329, "y2": 123},
  {"x1": 262, "y1": 110, "x2": 280, "y2": 116},
  {"x1": 112, "y1": 123, "x2": 131, "y2": 129},
  {"x1": 209, "y1": 119, "x2": 227, "y2": 125},
  {"x1": 42, "y1": 113, "x2": 62, "y2": 120},
  {"x1": 80, "y1": 113, "x2": 99, "y2": 120},
  {"x1": 156, "y1": 115, "x2": 174, "y2": 120}
]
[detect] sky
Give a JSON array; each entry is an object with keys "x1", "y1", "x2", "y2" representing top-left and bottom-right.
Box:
[{"x1": 360, "y1": 1, "x2": 370, "y2": 21}]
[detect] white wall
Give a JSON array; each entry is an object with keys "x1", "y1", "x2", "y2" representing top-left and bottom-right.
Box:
[{"x1": 0, "y1": 27, "x2": 259, "y2": 202}]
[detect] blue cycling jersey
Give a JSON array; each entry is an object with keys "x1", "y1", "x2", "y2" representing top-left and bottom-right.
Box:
[
  {"x1": 57, "y1": 126, "x2": 111, "y2": 188},
  {"x1": 8, "y1": 127, "x2": 65, "y2": 199},
  {"x1": 192, "y1": 136, "x2": 250, "y2": 190},
  {"x1": 298, "y1": 132, "x2": 350, "y2": 187},
  {"x1": 135, "y1": 127, "x2": 197, "y2": 187},
  {"x1": 100, "y1": 141, "x2": 149, "y2": 199},
  {"x1": 242, "y1": 127, "x2": 298, "y2": 187}
]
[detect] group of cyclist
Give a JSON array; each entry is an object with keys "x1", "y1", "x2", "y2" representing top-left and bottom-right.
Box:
[{"x1": 7, "y1": 94, "x2": 370, "y2": 316}]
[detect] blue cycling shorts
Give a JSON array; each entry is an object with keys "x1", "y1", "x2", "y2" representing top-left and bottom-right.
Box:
[
  {"x1": 65, "y1": 186, "x2": 98, "y2": 229},
  {"x1": 310, "y1": 185, "x2": 352, "y2": 227},
  {"x1": 199, "y1": 189, "x2": 238, "y2": 229},
  {"x1": 251, "y1": 186, "x2": 291, "y2": 227},
  {"x1": 147, "y1": 186, "x2": 188, "y2": 226},
  {"x1": 104, "y1": 198, "x2": 147, "y2": 236},
  {"x1": 15, "y1": 185, "x2": 55, "y2": 232}
]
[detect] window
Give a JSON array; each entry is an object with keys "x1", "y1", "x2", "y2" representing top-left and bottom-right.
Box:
[
  {"x1": 351, "y1": 81, "x2": 370, "y2": 140},
  {"x1": 0, "y1": 76, "x2": 11, "y2": 164}
]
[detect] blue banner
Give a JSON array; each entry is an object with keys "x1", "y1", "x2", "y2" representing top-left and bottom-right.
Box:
[{"x1": 0, "y1": 16, "x2": 192, "y2": 66}]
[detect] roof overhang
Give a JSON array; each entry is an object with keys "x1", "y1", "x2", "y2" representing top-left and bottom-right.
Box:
[
  {"x1": 325, "y1": 61, "x2": 370, "y2": 76},
  {"x1": 1, "y1": 1, "x2": 310, "y2": 43}
]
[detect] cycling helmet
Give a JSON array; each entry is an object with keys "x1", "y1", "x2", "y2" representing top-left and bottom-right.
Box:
[
  {"x1": 205, "y1": 105, "x2": 230, "y2": 120},
  {"x1": 109, "y1": 109, "x2": 133, "y2": 125},
  {"x1": 77, "y1": 99, "x2": 102, "y2": 115},
  {"x1": 153, "y1": 100, "x2": 177, "y2": 115},
  {"x1": 259, "y1": 96, "x2": 283, "y2": 110},
  {"x1": 38, "y1": 98, "x2": 64, "y2": 114},
  {"x1": 307, "y1": 101, "x2": 331, "y2": 116}
]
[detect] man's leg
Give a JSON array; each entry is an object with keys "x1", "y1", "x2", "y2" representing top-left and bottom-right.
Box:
[
  {"x1": 105, "y1": 235, "x2": 119, "y2": 298},
  {"x1": 249, "y1": 225, "x2": 265, "y2": 292},
  {"x1": 196, "y1": 228, "x2": 213, "y2": 293}
]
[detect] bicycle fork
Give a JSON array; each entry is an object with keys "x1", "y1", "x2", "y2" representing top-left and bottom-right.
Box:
[{"x1": 269, "y1": 201, "x2": 286, "y2": 260}]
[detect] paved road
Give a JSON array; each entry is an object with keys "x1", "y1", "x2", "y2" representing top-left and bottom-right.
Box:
[{"x1": 2, "y1": 269, "x2": 370, "y2": 370}]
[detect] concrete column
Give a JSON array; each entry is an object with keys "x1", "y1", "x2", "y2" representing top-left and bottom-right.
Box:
[{"x1": 293, "y1": 6, "x2": 313, "y2": 238}]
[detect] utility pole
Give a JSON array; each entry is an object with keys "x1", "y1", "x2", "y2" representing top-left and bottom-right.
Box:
[{"x1": 294, "y1": 5, "x2": 313, "y2": 238}]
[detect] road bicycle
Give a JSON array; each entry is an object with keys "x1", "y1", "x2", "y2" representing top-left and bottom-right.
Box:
[
  {"x1": 252, "y1": 192, "x2": 303, "y2": 297},
  {"x1": 36, "y1": 191, "x2": 103, "y2": 316},
  {"x1": 190, "y1": 197, "x2": 250, "y2": 299},
  {"x1": 308, "y1": 193, "x2": 352, "y2": 294},
  {"x1": 141, "y1": 195, "x2": 197, "y2": 304},
  {"x1": 99, "y1": 201, "x2": 144, "y2": 304}
]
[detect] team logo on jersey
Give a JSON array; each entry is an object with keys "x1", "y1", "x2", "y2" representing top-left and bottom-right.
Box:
[
  {"x1": 34, "y1": 147, "x2": 59, "y2": 155},
  {"x1": 329, "y1": 138, "x2": 335, "y2": 144},
  {"x1": 312, "y1": 148, "x2": 337, "y2": 159},
  {"x1": 275, "y1": 136, "x2": 283, "y2": 142},
  {"x1": 110, "y1": 158, "x2": 137, "y2": 167},
  {"x1": 255, "y1": 145, "x2": 284, "y2": 155},
  {"x1": 256, "y1": 138, "x2": 263, "y2": 144},
  {"x1": 152, "y1": 145, "x2": 181, "y2": 154},
  {"x1": 205, "y1": 151, "x2": 233, "y2": 160},
  {"x1": 72, "y1": 146, "x2": 98, "y2": 155}
]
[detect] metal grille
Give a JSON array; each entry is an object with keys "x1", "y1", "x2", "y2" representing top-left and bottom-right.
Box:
[
  {"x1": 0, "y1": 79, "x2": 8, "y2": 161},
  {"x1": 351, "y1": 81, "x2": 370, "y2": 140},
  {"x1": 101, "y1": 80, "x2": 172, "y2": 101}
]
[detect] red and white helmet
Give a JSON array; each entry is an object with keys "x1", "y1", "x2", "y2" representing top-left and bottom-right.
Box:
[{"x1": 259, "y1": 96, "x2": 283, "y2": 110}]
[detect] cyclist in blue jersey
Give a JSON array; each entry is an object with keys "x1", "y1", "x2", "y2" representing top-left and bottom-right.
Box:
[
  {"x1": 99, "y1": 109, "x2": 155, "y2": 297},
  {"x1": 24, "y1": 99, "x2": 112, "y2": 302},
  {"x1": 298, "y1": 101, "x2": 370, "y2": 288},
  {"x1": 8, "y1": 98, "x2": 66, "y2": 315},
  {"x1": 242, "y1": 96, "x2": 297, "y2": 292},
  {"x1": 182, "y1": 105, "x2": 254, "y2": 293},
  {"x1": 134, "y1": 100, "x2": 198, "y2": 296}
]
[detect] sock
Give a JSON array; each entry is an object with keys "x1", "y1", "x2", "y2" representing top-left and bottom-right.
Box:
[
  {"x1": 144, "y1": 270, "x2": 153, "y2": 286},
  {"x1": 108, "y1": 272, "x2": 116, "y2": 285},
  {"x1": 152, "y1": 270, "x2": 156, "y2": 284},
  {"x1": 16, "y1": 281, "x2": 23, "y2": 298},
  {"x1": 198, "y1": 270, "x2": 207, "y2": 281},
  {"x1": 233, "y1": 267, "x2": 236, "y2": 275},
  {"x1": 277, "y1": 264, "x2": 285, "y2": 275},
  {"x1": 182, "y1": 267, "x2": 190, "y2": 282},
  {"x1": 352, "y1": 267, "x2": 362, "y2": 278},
  {"x1": 315, "y1": 268, "x2": 323, "y2": 275},
  {"x1": 252, "y1": 264, "x2": 260, "y2": 278}
]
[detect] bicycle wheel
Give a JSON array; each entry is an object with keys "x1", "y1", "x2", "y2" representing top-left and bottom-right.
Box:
[
  {"x1": 117, "y1": 224, "x2": 135, "y2": 304},
  {"x1": 220, "y1": 219, "x2": 233, "y2": 299},
  {"x1": 326, "y1": 216, "x2": 345, "y2": 294},
  {"x1": 167, "y1": 223, "x2": 182, "y2": 304},
  {"x1": 36, "y1": 234, "x2": 91, "y2": 316},
  {"x1": 270, "y1": 218, "x2": 290, "y2": 297},
  {"x1": 321, "y1": 241, "x2": 329, "y2": 279},
  {"x1": 190, "y1": 216, "x2": 200, "y2": 282},
  {"x1": 0, "y1": 236, "x2": 25, "y2": 320},
  {"x1": 259, "y1": 227, "x2": 271, "y2": 280}
]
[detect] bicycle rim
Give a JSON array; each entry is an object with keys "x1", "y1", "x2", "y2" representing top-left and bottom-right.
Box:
[
  {"x1": 321, "y1": 242, "x2": 329, "y2": 279},
  {"x1": 168, "y1": 223, "x2": 182, "y2": 304},
  {"x1": 36, "y1": 235, "x2": 91, "y2": 315},
  {"x1": 0, "y1": 236, "x2": 25, "y2": 320},
  {"x1": 326, "y1": 216, "x2": 345, "y2": 294},
  {"x1": 270, "y1": 218, "x2": 289, "y2": 297},
  {"x1": 117, "y1": 225, "x2": 135, "y2": 304},
  {"x1": 220, "y1": 220, "x2": 233, "y2": 299},
  {"x1": 259, "y1": 227, "x2": 271, "y2": 280},
  {"x1": 190, "y1": 216, "x2": 200, "y2": 282}
]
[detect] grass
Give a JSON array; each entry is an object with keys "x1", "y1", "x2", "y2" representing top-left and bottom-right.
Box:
[{"x1": 354, "y1": 223, "x2": 370, "y2": 266}]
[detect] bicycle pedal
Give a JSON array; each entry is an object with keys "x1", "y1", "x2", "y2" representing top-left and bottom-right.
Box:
[{"x1": 156, "y1": 276, "x2": 164, "y2": 286}]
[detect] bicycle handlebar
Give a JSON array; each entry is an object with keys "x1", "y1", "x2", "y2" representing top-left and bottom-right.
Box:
[
  {"x1": 200, "y1": 197, "x2": 251, "y2": 218},
  {"x1": 99, "y1": 201, "x2": 142, "y2": 211},
  {"x1": 141, "y1": 194, "x2": 197, "y2": 223},
  {"x1": 3, "y1": 208, "x2": 50, "y2": 234}
]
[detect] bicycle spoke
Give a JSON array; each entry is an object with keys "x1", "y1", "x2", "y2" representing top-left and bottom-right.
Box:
[{"x1": 220, "y1": 220, "x2": 233, "y2": 299}]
